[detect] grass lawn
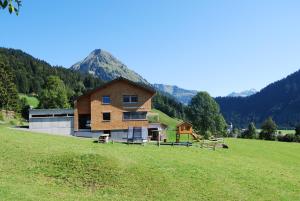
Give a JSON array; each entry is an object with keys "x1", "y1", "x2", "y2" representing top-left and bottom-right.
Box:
[
  {"x1": 19, "y1": 94, "x2": 39, "y2": 108},
  {"x1": 0, "y1": 124, "x2": 300, "y2": 201},
  {"x1": 277, "y1": 130, "x2": 295, "y2": 135},
  {"x1": 257, "y1": 129, "x2": 295, "y2": 135}
]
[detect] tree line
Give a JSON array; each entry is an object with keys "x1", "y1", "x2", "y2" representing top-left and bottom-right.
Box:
[
  {"x1": 0, "y1": 48, "x2": 104, "y2": 106},
  {"x1": 231, "y1": 117, "x2": 300, "y2": 143}
]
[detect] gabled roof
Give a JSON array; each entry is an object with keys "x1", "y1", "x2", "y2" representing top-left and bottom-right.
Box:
[
  {"x1": 75, "y1": 77, "x2": 156, "y2": 101},
  {"x1": 176, "y1": 121, "x2": 193, "y2": 128}
]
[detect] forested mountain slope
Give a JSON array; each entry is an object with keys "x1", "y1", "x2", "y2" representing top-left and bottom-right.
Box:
[{"x1": 216, "y1": 69, "x2": 300, "y2": 128}]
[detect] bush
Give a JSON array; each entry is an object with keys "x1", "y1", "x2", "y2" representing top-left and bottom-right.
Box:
[
  {"x1": 147, "y1": 113, "x2": 159, "y2": 123},
  {"x1": 277, "y1": 134, "x2": 298, "y2": 142},
  {"x1": 259, "y1": 131, "x2": 276, "y2": 141},
  {"x1": 9, "y1": 120, "x2": 17, "y2": 126},
  {"x1": 241, "y1": 123, "x2": 257, "y2": 139},
  {"x1": 204, "y1": 130, "x2": 212, "y2": 139}
]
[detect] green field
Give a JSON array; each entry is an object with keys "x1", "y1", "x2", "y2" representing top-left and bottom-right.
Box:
[
  {"x1": 257, "y1": 129, "x2": 295, "y2": 135},
  {"x1": 0, "y1": 123, "x2": 300, "y2": 201},
  {"x1": 19, "y1": 94, "x2": 39, "y2": 108}
]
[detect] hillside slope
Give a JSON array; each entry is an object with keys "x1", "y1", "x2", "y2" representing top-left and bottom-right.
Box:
[
  {"x1": 71, "y1": 49, "x2": 148, "y2": 84},
  {"x1": 151, "y1": 109, "x2": 181, "y2": 140},
  {"x1": 216, "y1": 69, "x2": 300, "y2": 128},
  {"x1": 1, "y1": 124, "x2": 300, "y2": 201},
  {"x1": 0, "y1": 47, "x2": 104, "y2": 98}
]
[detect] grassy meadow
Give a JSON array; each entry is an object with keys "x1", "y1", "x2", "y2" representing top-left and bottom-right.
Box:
[{"x1": 0, "y1": 123, "x2": 300, "y2": 201}]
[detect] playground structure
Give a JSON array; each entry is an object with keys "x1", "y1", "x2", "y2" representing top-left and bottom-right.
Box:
[
  {"x1": 174, "y1": 121, "x2": 226, "y2": 150},
  {"x1": 176, "y1": 122, "x2": 202, "y2": 143}
]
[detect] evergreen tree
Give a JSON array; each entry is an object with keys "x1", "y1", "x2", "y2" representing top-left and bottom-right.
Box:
[
  {"x1": 186, "y1": 92, "x2": 227, "y2": 138},
  {"x1": 0, "y1": 63, "x2": 19, "y2": 111},
  {"x1": 152, "y1": 92, "x2": 186, "y2": 120},
  {"x1": 243, "y1": 122, "x2": 256, "y2": 139},
  {"x1": 260, "y1": 117, "x2": 277, "y2": 140},
  {"x1": 38, "y1": 76, "x2": 70, "y2": 109}
]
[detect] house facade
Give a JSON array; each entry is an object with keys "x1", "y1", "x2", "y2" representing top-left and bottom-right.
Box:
[{"x1": 74, "y1": 77, "x2": 156, "y2": 141}]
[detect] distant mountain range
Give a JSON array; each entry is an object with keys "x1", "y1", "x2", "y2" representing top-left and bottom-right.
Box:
[
  {"x1": 71, "y1": 49, "x2": 148, "y2": 84},
  {"x1": 70, "y1": 48, "x2": 300, "y2": 128},
  {"x1": 69, "y1": 49, "x2": 257, "y2": 104},
  {"x1": 153, "y1": 84, "x2": 198, "y2": 105},
  {"x1": 227, "y1": 89, "x2": 257, "y2": 97},
  {"x1": 70, "y1": 49, "x2": 197, "y2": 104}
]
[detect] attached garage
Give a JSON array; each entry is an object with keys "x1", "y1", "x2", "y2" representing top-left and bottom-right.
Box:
[{"x1": 29, "y1": 109, "x2": 74, "y2": 135}]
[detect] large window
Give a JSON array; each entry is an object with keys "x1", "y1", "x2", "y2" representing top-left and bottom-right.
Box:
[
  {"x1": 123, "y1": 112, "x2": 147, "y2": 120},
  {"x1": 123, "y1": 95, "x2": 138, "y2": 103},
  {"x1": 102, "y1": 96, "x2": 111, "y2": 104},
  {"x1": 103, "y1": 112, "x2": 111, "y2": 121}
]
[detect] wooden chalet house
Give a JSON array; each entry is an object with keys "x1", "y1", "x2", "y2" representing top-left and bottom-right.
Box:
[{"x1": 74, "y1": 77, "x2": 158, "y2": 142}]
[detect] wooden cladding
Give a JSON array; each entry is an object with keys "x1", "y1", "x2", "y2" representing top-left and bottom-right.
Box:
[{"x1": 74, "y1": 79, "x2": 155, "y2": 131}]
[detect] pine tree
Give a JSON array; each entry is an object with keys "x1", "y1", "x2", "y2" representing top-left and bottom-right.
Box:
[
  {"x1": 0, "y1": 63, "x2": 19, "y2": 111},
  {"x1": 243, "y1": 122, "x2": 256, "y2": 139}
]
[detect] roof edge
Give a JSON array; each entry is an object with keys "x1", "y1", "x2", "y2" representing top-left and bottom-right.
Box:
[{"x1": 75, "y1": 77, "x2": 156, "y2": 101}]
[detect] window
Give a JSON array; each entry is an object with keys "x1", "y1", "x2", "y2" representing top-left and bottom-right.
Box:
[
  {"x1": 131, "y1": 96, "x2": 138, "y2": 103},
  {"x1": 103, "y1": 112, "x2": 111, "y2": 121},
  {"x1": 123, "y1": 95, "x2": 138, "y2": 103},
  {"x1": 123, "y1": 96, "x2": 130, "y2": 103},
  {"x1": 123, "y1": 112, "x2": 147, "y2": 120},
  {"x1": 102, "y1": 96, "x2": 111, "y2": 104}
]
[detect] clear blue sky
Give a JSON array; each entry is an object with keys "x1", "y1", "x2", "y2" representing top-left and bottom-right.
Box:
[{"x1": 1, "y1": 0, "x2": 300, "y2": 96}]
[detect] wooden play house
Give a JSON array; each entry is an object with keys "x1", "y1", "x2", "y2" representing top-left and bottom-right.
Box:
[{"x1": 176, "y1": 122, "x2": 193, "y2": 142}]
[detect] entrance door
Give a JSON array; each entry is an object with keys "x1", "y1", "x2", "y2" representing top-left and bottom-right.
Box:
[{"x1": 78, "y1": 114, "x2": 91, "y2": 129}]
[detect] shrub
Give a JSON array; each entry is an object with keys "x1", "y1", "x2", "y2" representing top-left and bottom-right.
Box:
[
  {"x1": 260, "y1": 131, "x2": 276, "y2": 141},
  {"x1": 204, "y1": 130, "x2": 212, "y2": 139},
  {"x1": 147, "y1": 113, "x2": 159, "y2": 123},
  {"x1": 9, "y1": 120, "x2": 16, "y2": 126},
  {"x1": 242, "y1": 123, "x2": 257, "y2": 139},
  {"x1": 277, "y1": 134, "x2": 297, "y2": 142}
]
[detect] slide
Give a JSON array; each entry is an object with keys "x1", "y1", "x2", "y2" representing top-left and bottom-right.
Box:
[{"x1": 191, "y1": 132, "x2": 202, "y2": 142}]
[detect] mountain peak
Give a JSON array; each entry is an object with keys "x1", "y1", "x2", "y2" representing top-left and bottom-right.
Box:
[
  {"x1": 90, "y1": 49, "x2": 110, "y2": 57},
  {"x1": 227, "y1": 89, "x2": 257, "y2": 97},
  {"x1": 70, "y1": 49, "x2": 148, "y2": 84}
]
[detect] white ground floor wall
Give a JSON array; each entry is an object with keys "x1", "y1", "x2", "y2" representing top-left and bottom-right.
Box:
[
  {"x1": 29, "y1": 117, "x2": 74, "y2": 135},
  {"x1": 74, "y1": 127, "x2": 148, "y2": 142}
]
